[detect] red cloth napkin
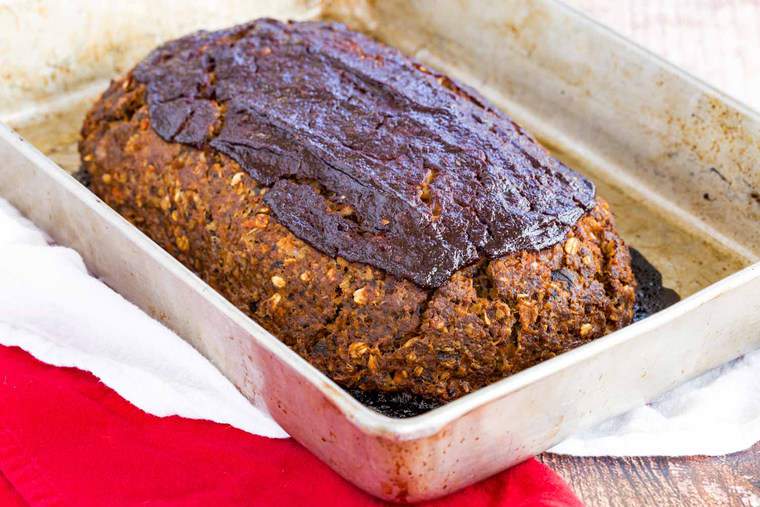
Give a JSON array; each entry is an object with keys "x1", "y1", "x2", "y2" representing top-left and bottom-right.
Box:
[{"x1": 0, "y1": 345, "x2": 582, "y2": 506}]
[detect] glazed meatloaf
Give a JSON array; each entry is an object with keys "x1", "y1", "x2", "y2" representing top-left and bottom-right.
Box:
[{"x1": 79, "y1": 19, "x2": 636, "y2": 404}]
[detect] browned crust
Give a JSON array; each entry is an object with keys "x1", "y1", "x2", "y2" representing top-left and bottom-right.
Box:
[{"x1": 80, "y1": 78, "x2": 636, "y2": 402}]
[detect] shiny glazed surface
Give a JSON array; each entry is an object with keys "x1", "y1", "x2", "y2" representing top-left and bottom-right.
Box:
[{"x1": 133, "y1": 19, "x2": 595, "y2": 288}]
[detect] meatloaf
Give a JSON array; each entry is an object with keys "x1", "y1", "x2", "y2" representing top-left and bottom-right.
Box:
[{"x1": 79, "y1": 19, "x2": 636, "y2": 403}]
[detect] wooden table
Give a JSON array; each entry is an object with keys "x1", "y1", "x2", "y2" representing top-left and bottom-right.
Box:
[
  {"x1": 542, "y1": 2, "x2": 760, "y2": 505},
  {"x1": 566, "y1": 0, "x2": 760, "y2": 111},
  {"x1": 540, "y1": 443, "x2": 760, "y2": 506}
]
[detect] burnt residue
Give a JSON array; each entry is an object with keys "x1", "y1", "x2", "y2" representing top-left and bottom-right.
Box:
[
  {"x1": 708, "y1": 166, "x2": 729, "y2": 184},
  {"x1": 349, "y1": 388, "x2": 442, "y2": 418},
  {"x1": 359, "y1": 247, "x2": 680, "y2": 418},
  {"x1": 73, "y1": 166, "x2": 92, "y2": 188},
  {"x1": 630, "y1": 247, "x2": 680, "y2": 322},
  {"x1": 133, "y1": 18, "x2": 595, "y2": 288}
]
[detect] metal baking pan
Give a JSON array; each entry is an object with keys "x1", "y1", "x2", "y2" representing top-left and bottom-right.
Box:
[{"x1": 1, "y1": 0, "x2": 759, "y2": 502}]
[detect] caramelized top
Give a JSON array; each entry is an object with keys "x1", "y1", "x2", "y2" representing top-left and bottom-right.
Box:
[{"x1": 134, "y1": 19, "x2": 594, "y2": 288}]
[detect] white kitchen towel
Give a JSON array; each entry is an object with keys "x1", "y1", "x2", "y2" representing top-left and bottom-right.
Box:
[
  {"x1": 0, "y1": 197, "x2": 758, "y2": 456},
  {"x1": 549, "y1": 349, "x2": 760, "y2": 456},
  {"x1": 0, "y1": 198, "x2": 287, "y2": 439}
]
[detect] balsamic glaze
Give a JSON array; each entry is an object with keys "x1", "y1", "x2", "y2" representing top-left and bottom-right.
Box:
[{"x1": 133, "y1": 19, "x2": 595, "y2": 288}]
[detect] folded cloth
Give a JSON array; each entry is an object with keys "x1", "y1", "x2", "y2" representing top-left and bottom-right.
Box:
[
  {"x1": 0, "y1": 198, "x2": 285, "y2": 439},
  {"x1": 550, "y1": 348, "x2": 760, "y2": 456},
  {"x1": 0, "y1": 345, "x2": 582, "y2": 506}
]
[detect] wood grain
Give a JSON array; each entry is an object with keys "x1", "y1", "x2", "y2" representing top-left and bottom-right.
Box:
[
  {"x1": 542, "y1": 2, "x2": 760, "y2": 505},
  {"x1": 566, "y1": 0, "x2": 760, "y2": 111},
  {"x1": 540, "y1": 443, "x2": 760, "y2": 507}
]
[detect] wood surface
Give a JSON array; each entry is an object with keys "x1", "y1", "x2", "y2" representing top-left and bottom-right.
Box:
[
  {"x1": 544, "y1": 2, "x2": 760, "y2": 506},
  {"x1": 540, "y1": 443, "x2": 760, "y2": 507},
  {"x1": 566, "y1": 0, "x2": 760, "y2": 111}
]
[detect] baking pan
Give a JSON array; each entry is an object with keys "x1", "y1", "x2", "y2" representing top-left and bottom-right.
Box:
[{"x1": 1, "y1": 0, "x2": 759, "y2": 502}]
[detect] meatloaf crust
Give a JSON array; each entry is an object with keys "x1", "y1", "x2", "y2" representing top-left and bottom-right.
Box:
[
  {"x1": 80, "y1": 21, "x2": 636, "y2": 403},
  {"x1": 131, "y1": 19, "x2": 597, "y2": 288}
]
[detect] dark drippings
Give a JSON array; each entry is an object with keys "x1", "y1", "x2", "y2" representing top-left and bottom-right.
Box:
[
  {"x1": 348, "y1": 389, "x2": 443, "y2": 418},
  {"x1": 73, "y1": 167, "x2": 91, "y2": 187},
  {"x1": 356, "y1": 247, "x2": 681, "y2": 418},
  {"x1": 630, "y1": 247, "x2": 681, "y2": 321},
  {"x1": 133, "y1": 18, "x2": 595, "y2": 288}
]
